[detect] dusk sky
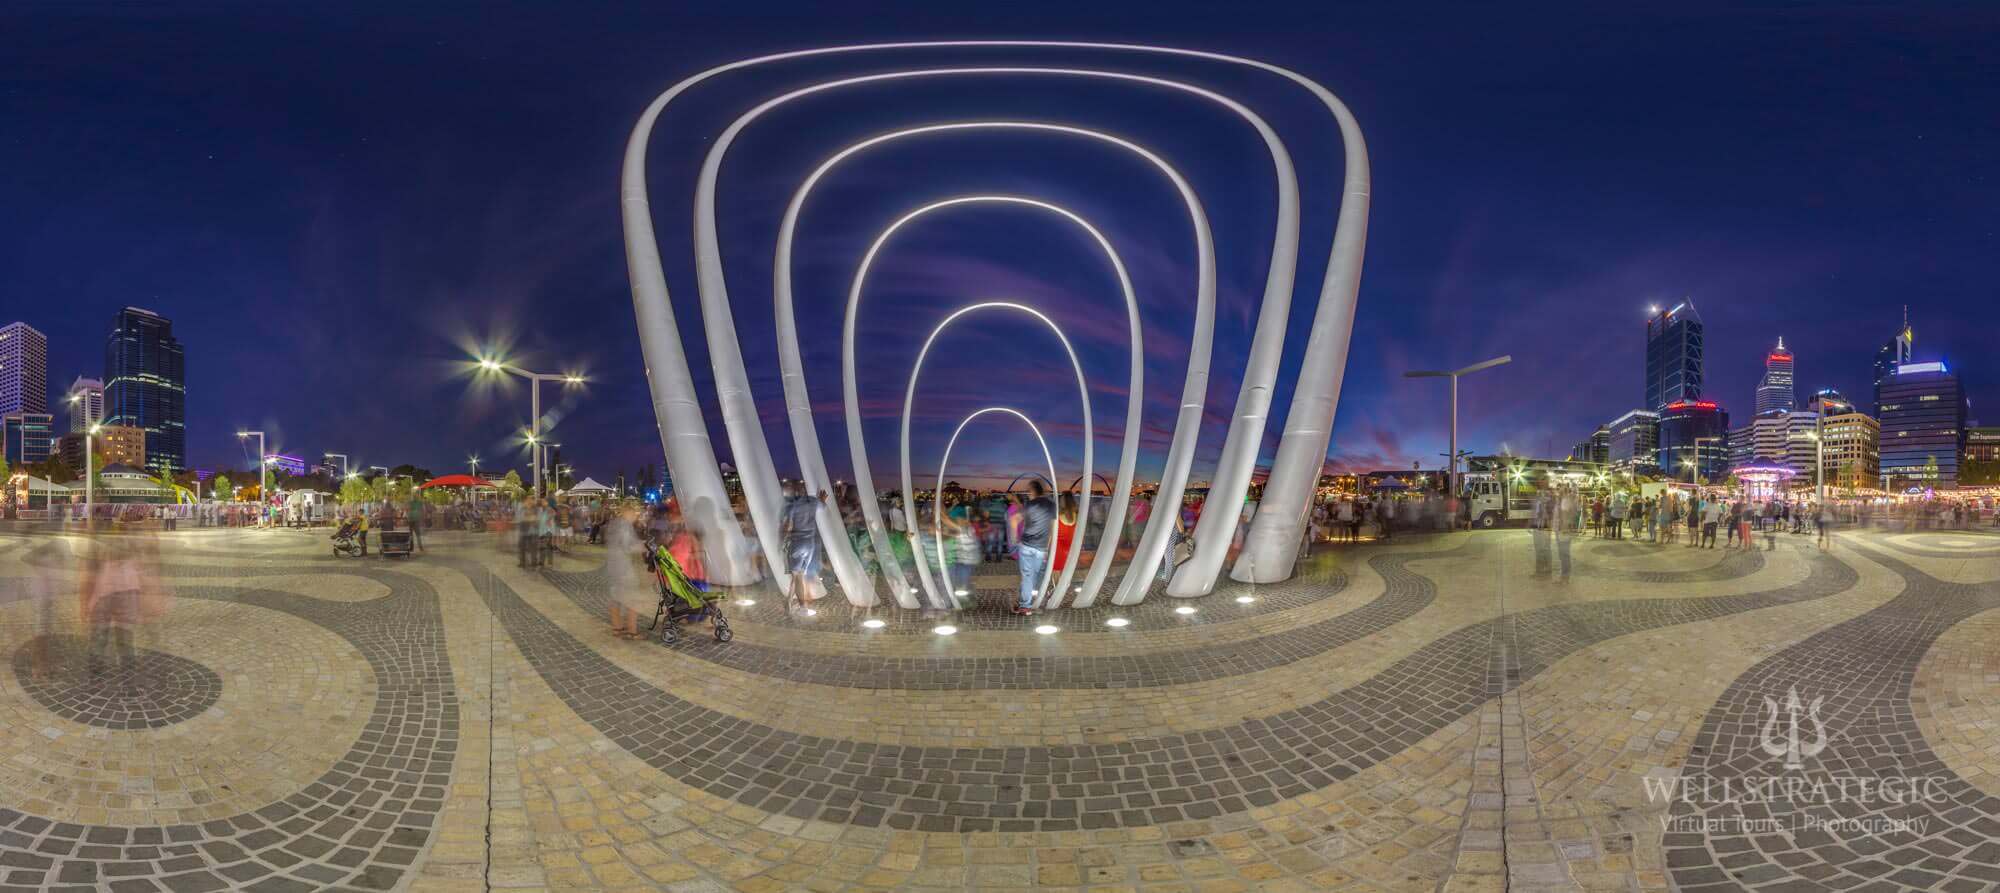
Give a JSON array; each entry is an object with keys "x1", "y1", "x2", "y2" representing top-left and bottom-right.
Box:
[{"x1": 8, "y1": 3, "x2": 1995, "y2": 486}]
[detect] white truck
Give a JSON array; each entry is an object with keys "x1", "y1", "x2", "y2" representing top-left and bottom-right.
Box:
[
  {"x1": 1461, "y1": 457, "x2": 1618, "y2": 528},
  {"x1": 284, "y1": 490, "x2": 331, "y2": 527}
]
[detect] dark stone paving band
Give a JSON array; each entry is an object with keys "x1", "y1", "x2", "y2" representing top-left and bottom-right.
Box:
[
  {"x1": 12, "y1": 636, "x2": 223, "y2": 730},
  {"x1": 0, "y1": 567, "x2": 457, "y2": 893},
  {"x1": 1662, "y1": 541, "x2": 2000, "y2": 892},
  {"x1": 480, "y1": 540, "x2": 1855, "y2": 833}
]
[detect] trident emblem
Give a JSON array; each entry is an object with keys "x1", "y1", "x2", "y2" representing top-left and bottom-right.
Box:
[{"x1": 1760, "y1": 687, "x2": 1828, "y2": 769}]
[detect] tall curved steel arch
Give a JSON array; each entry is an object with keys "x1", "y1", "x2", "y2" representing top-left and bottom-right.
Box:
[
  {"x1": 839, "y1": 196, "x2": 1140, "y2": 607},
  {"x1": 687, "y1": 65, "x2": 1298, "y2": 607},
  {"x1": 775, "y1": 121, "x2": 1214, "y2": 610},
  {"x1": 622, "y1": 41, "x2": 1368, "y2": 596},
  {"x1": 934, "y1": 408, "x2": 1057, "y2": 608},
  {"x1": 900, "y1": 303, "x2": 1092, "y2": 610}
]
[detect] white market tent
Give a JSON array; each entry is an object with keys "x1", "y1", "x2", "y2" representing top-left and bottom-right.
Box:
[{"x1": 565, "y1": 477, "x2": 615, "y2": 497}]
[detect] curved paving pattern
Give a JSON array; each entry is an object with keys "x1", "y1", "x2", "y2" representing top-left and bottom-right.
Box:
[
  {"x1": 0, "y1": 565, "x2": 458, "y2": 892},
  {"x1": 549, "y1": 558, "x2": 1351, "y2": 634},
  {"x1": 533, "y1": 547, "x2": 1417, "y2": 691},
  {"x1": 1663, "y1": 540, "x2": 2000, "y2": 891},
  {"x1": 480, "y1": 536, "x2": 1856, "y2": 832},
  {"x1": 12, "y1": 635, "x2": 223, "y2": 730},
  {"x1": 1869, "y1": 530, "x2": 2000, "y2": 560}
]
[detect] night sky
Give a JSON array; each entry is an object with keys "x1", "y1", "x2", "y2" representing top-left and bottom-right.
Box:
[{"x1": 7, "y1": 2, "x2": 1995, "y2": 487}]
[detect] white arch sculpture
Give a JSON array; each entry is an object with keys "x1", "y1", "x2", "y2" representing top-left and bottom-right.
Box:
[
  {"x1": 776, "y1": 122, "x2": 1215, "y2": 609},
  {"x1": 901, "y1": 302, "x2": 1091, "y2": 610},
  {"x1": 933, "y1": 408, "x2": 1057, "y2": 609},
  {"x1": 840, "y1": 196, "x2": 1142, "y2": 608},
  {"x1": 683, "y1": 64, "x2": 1297, "y2": 601},
  {"x1": 622, "y1": 41, "x2": 1368, "y2": 597}
]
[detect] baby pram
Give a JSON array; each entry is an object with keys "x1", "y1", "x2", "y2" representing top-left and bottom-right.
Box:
[
  {"x1": 331, "y1": 518, "x2": 364, "y2": 557},
  {"x1": 646, "y1": 541, "x2": 731, "y2": 644}
]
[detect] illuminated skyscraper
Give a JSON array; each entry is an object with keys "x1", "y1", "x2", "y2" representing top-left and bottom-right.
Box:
[
  {"x1": 1872, "y1": 308, "x2": 1913, "y2": 415},
  {"x1": 1645, "y1": 302, "x2": 1703, "y2": 412},
  {"x1": 1755, "y1": 337, "x2": 1794, "y2": 416},
  {"x1": 104, "y1": 306, "x2": 186, "y2": 475},
  {"x1": 1658, "y1": 399, "x2": 1730, "y2": 482},
  {"x1": 0, "y1": 321, "x2": 48, "y2": 417},
  {"x1": 1877, "y1": 361, "x2": 1966, "y2": 490},
  {"x1": 66, "y1": 376, "x2": 105, "y2": 432}
]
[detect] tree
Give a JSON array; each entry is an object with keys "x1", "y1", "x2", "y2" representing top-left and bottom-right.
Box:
[
  {"x1": 1964, "y1": 459, "x2": 2000, "y2": 487},
  {"x1": 212, "y1": 474, "x2": 233, "y2": 501},
  {"x1": 338, "y1": 475, "x2": 372, "y2": 505},
  {"x1": 368, "y1": 477, "x2": 390, "y2": 502},
  {"x1": 498, "y1": 470, "x2": 525, "y2": 501}
]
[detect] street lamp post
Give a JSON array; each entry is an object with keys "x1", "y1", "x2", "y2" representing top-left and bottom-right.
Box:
[
  {"x1": 1690, "y1": 435, "x2": 1721, "y2": 488},
  {"x1": 1405, "y1": 356, "x2": 1512, "y2": 527},
  {"x1": 237, "y1": 431, "x2": 266, "y2": 525},
  {"x1": 477, "y1": 359, "x2": 584, "y2": 498},
  {"x1": 324, "y1": 453, "x2": 349, "y2": 479},
  {"x1": 469, "y1": 456, "x2": 481, "y2": 478},
  {"x1": 83, "y1": 423, "x2": 101, "y2": 524}
]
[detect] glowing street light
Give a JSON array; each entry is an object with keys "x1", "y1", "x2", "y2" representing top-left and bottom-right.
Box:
[
  {"x1": 474, "y1": 355, "x2": 587, "y2": 498},
  {"x1": 324, "y1": 452, "x2": 350, "y2": 479}
]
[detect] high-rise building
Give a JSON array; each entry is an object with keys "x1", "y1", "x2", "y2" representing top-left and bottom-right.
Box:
[
  {"x1": 1570, "y1": 426, "x2": 1611, "y2": 464},
  {"x1": 1645, "y1": 302, "x2": 1704, "y2": 411},
  {"x1": 0, "y1": 322, "x2": 49, "y2": 417},
  {"x1": 1725, "y1": 409, "x2": 1818, "y2": 476},
  {"x1": 1756, "y1": 337, "x2": 1795, "y2": 416},
  {"x1": 66, "y1": 376, "x2": 105, "y2": 432},
  {"x1": 1968, "y1": 427, "x2": 2000, "y2": 464},
  {"x1": 1872, "y1": 309, "x2": 1914, "y2": 415},
  {"x1": 1819, "y1": 411, "x2": 1880, "y2": 491},
  {"x1": 104, "y1": 307, "x2": 186, "y2": 475},
  {"x1": 1605, "y1": 409, "x2": 1661, "y2": 474},
  {"x1": 1781, "y1": 410, "x2": 1819, "y2": 476},
  {"x1": 56, "y1": 424, "x2": 145, "y2": 474},
  {"x1": 1727, "y1": 421, "x2": 1756, "y2": 469},
  {"x1": 1877, "y1": 361, "x2": 1967, "y2": 490},
  {"x1": 2, "y1": 413, "x2": 55, "y2": 465},
  {"x1": 1810, "y1": 388, "x2": 1851, "y2": 415},
  {"x1": 1658, "y1": 399, "x2": 1730, "y2": 483}
]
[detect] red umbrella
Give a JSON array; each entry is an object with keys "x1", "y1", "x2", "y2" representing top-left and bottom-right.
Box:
[{"x1": 417, "y1": 474, "x2": 495, "y2": 490}]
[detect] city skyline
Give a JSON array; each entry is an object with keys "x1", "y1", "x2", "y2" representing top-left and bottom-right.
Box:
[{"x1": 7, "y1": 4, "x2": 1997, "y2": 484}]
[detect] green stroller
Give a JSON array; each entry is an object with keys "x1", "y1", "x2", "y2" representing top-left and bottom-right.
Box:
[{"x1": 647, "y1": 542, "x2": 732, "y2": 644}]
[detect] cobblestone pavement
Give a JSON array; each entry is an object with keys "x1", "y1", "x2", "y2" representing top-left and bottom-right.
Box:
[{"x1": 0, "y1": 525, "x2": 1994, "y2": 891}]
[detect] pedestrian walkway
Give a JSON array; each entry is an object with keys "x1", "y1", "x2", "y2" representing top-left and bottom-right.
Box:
[{"x1": 0, "y1": 526, "x2": 1994, "y2": 890}]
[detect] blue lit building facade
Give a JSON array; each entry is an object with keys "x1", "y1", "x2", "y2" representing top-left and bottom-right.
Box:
[
  {"x1": 1645, "y1": 302, "x2": 1704, "y2": 411},
  {"x1": 1877, "y1": 361, "x2": 1967, "y2": 490},
  {"x1": 1658, "y1": 400, "x2": 1730, "y2": 483},
  {"x1": 104, "y1": 307, "x2": 186, "y2": 475}
]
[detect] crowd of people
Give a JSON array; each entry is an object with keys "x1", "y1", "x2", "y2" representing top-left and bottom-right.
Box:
[{"x1": 1524, "y1": 486, "x2": 1844, "y2": 582}]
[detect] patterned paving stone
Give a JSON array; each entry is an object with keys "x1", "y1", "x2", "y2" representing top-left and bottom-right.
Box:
[
  {"x1": 473, "y1": 534, "x2": 1857, "y2": 833},
  {"x1": 532, "y1": 546, "x2": 1421, "y2": 691},
  {"x1": 11, "y1": 635, "x2": 222, "y2": 729},
  {"x1": 1662, "y1": 539, "x2": 2000, "y2": 891},
  {"x1": 0, "y1": 560, "x2": 459, "y2": 892},
  {"x1": 4, "y1": 526, "x2": 1972, "y2": 892}
]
